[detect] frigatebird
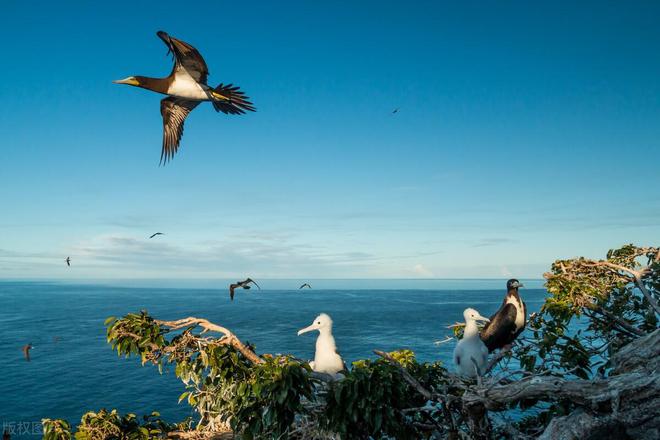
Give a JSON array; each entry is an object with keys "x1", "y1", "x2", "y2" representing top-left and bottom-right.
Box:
[
  {"x1": 229, "y1": 278, "x2": 260, "y2": 301},
  {"x1": 114, "y1": 31, "x2": 256, "y2": 165},
  {"x1": 65, "y1": 257, "x2": 71, "y2": 267},
  {"x1": 299, "y1": 283, "x2": 312, "y2": 289},
  {"x1": 453, "y1": 308, "x2": 490, "y2": 377},
  {"x1": 149, "y1": 232, "x2": 164, "y2": 239},
  {"x1": 480, "y1": 279, "x2": 527, "y2": 352},
  {"x1": 297, "y1": 313, "x2": 346, "y2": 377}
]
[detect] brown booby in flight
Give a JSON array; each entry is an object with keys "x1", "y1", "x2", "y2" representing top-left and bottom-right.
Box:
[
  {"x1": 149, "y1": 232, "x2": 164, "y2": 239},
  {"x1": 65, "y1": 257, "x2": 71, "y2": 267},
  {"x1": 22, "y1": 343, "x2": 33, "y2": 361},
  {"x1": 299, "y1": 283, "x2": 312, "y2": 289},
  {"x1": 114, "y1": 31, "x2": 256, "y2": 165},
  {"x1": 480, "y1": 279, "x2": 527, "y2": 352},
  {"x1": 229, "y1": 278, "x2": 260, "y2": 301}
]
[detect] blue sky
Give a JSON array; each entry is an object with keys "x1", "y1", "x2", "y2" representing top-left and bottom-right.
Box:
[{"x1": 1, "y1": 0, "x2": 659, "y2": 281}]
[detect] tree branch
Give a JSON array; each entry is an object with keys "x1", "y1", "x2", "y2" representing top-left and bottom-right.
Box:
[
  {"x1": 373, "y1": 350, "x2": 434, "y2": 400},
  {"x1": 155, "y1": 317, "x2": 264, "y2": 364}
]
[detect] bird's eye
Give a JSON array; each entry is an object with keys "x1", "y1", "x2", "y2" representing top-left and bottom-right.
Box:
[{"x1": 317, "y1": 321, "x2": 321, "y2": 324}]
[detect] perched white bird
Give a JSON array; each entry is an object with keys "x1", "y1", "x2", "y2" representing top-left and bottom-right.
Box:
[
  {"x1": 297, "y1": 313, "x2": 346, "y2": 377},
  {"x1": 453, "y1": 308, "x2": 491, "y2": 377}
]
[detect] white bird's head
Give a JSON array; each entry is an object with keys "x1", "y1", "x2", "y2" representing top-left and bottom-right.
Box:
[
  {"x1": 297, "y1": 313, "x2": 333, "y2": 336},
  {"x1": 463, "y1": 308, "x2": 490, "y2": 323}
]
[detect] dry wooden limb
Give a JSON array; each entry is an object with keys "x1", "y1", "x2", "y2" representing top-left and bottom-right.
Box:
[
  {"x1": 155, "y1": 317, "x2": 264, "y2": 364},
  {"x1": 582, "y1": 257, "x2": 660, "y2": 316},
  {"x1": 586, "y1": 305, "x2": 645, "y2": 337},
  {"x1": 466, "y1": 329, "x2": 660, "y2": 439}
]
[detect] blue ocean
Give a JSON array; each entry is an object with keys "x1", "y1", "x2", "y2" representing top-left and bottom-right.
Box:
[{"x1": 0, "y1": 280, "x2": 547, "y2": 437}]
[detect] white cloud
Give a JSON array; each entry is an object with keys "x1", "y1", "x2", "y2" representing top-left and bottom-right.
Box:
[{"x1": 412, "y1": 264, "x2": 434, "y2": 277}]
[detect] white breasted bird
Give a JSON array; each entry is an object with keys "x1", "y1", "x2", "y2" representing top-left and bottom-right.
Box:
[
  {"x1": 480, "y1": 279, "x2": 527, "y2": 352},
  {"x1": 297, "y1": 313, "x2": 346, "y2": 377},
  {"x1": 453, "y1": 308, "x2": 490, "y2": 377}
]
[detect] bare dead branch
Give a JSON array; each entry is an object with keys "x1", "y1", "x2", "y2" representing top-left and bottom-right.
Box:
[{"x1": 155, "y1": 317, "x2": 264, "y2": 364}]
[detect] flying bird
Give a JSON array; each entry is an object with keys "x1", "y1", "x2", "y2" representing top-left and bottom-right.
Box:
[
  {"x1": 149, "y1": 232, "x2": 164, "y2": 239},
  {"x1": 480, "y1": 279, "x2": 527, "y2": 352},
  {"x1": 65, "y1": 257, "x2": 71, "y2": 267},
  {"x1": 22, "y1": 343, "x2": 33, "y2": 362},
  {"x1": 392, "y1": 107, "x2": 400, "y2": 114},
  {"x1": 453, "y1": 308, "x2": 490, "y2": 377},
  {"x1": 299, "y1": 283, "x2": 312, "y2": 289},
  {"x1": 229, "y1": 278, "x2": 260, "y2": 301},
  {"x1": 297, "y1": 313, "x2": 346, "y2": 378},
  {"x1": 114, "y1": 31, "x2": 256, "y2": 165}
]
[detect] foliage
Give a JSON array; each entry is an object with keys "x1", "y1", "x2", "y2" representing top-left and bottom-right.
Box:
[
  {"x1": 322, "y1": 350, "x2": 447, "y2": 439},
  {"x1": 42, "y1": 411, "x2": 174, "y2": 440},
  {"x1": 511, "y1": 244, "x2": 659, "y2": 432},
  {"x1": 42, "y1": 419, "x2": 72, "y2": 440}
]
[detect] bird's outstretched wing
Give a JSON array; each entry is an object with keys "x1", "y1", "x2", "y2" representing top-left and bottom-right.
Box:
[
  {"x1": 480, "y1": 303, "x2": 517, "y2": 352},
  {"x1": 229, "y1": 284, "x2": 237, "y2": 301},
  {"x1": 247, "y1": 278, "x2": 260, "y2": 289},
  {"x1": 157, "y1": 31, "x2": 209, "y2": 84},
  {"x1": 160, "y1": 98, "x2": 200, "y2": 165}
]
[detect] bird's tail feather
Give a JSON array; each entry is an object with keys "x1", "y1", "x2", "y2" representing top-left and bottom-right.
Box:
[{"x1": 210, "y1": 84, "x2": 256, "y2": 114}]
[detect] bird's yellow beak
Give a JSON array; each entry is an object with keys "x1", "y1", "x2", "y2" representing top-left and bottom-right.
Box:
[{"x1": 113, "y1": 77, "x2": 140, "y2": 86}]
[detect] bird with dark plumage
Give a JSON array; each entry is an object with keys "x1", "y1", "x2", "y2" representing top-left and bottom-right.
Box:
[
  {"x1": 149, "y1": 232, "x2": 164, "y2": 239},
  {"x1": 480, "y1": 279, "x2": 527, "y2": 352},
  {"x1": 114, "y1": 31, "x2": 255, "y2": 165},
  {"x1": 229, "y1": 278, "x2": 260, "y2": 301},
  {"x1": 299, "y1": 283, "x2": 312, "y2": 289},
  {"x1": 22, "y1": 343, "x2": 33, "y2": 361},
  {"x1": 65, "y1": 257, "x2": 71, "y2": 267}
]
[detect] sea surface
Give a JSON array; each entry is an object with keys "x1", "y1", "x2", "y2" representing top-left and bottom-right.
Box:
[{"x1": 0, "y1": 280, "x2": 547, "y2": 437}]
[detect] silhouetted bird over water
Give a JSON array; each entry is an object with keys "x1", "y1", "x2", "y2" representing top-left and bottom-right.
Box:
[
  {"x1": 480, "y1": 279, "x2": 527, "y2": 352},
  {"x1": 149, "y1": 232, "x2": 164, "y2": 239},
  {"x1": 229, "y1": 278, "x2": 260, "y2": 301},
  {"x1": 114, "y1": 31, "x2": 256, "y2": 165},
  {"x1": 299, "y1": 283, "x2": 312, "y2": 289},
  {"x1": 22, "y1": 343, "x2": 33, "y2": 361},
  {"x1": 65, "y1": 257, "x2": 71, "y2": 267}
]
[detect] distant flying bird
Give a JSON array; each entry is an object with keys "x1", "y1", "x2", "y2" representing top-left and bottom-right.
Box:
[
  {"x1": 297, "y1": 313, "x2": 346, "y2": 378},
  {"x1": 65, "y1": 257, "x2": 71, "y2": 267},
  {"x1": 299, "y1": 283, "x2": 312, "y2": 289},
  {"x1": 114, "y1": 31, "x2": 256, "y2": 165},
  {"x1": 149, "y1": 232, "x2": 164, "y2": 239},
  {"x1": 392, "y1": 108, "x2": 400, "y2": 114},
  {"x1": 480, "y1": 279, "x2": 527, "y2": 352},
  {"x1": 22, "y1": 343, "x2": 33, "y2": 362},
  {"x1": 453, "y1": 308, "x2": 490, "y2": 377},
  {"x1": 229, "y1": 278, "x2": 260, "y2": 301}
]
